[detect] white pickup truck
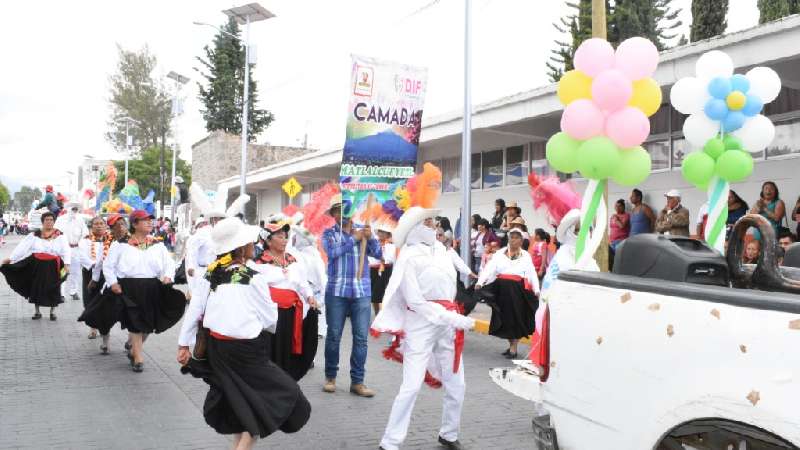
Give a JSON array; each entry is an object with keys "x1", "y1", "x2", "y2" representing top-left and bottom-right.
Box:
[{"x1": 490, "y1": 215, "x2": 800, "y2": 450}]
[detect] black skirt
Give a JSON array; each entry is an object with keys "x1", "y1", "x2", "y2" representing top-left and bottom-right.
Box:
[
  {"x1": 369, "y1": 265, "x2": 393, "y2": 303},
  {"x1": 0, "y1": 255, "x2": 63, "y2": 307},
  {"x1": 271, "y1": 308, "x2": 319, "y2": 381},
  {"x1": 79, "y1": 278, "x2": 185, "y2": 334},
  {"x1": 485, "y1": 277, "x2": 538, "y2": 340},
  {"x1": 185, "y1": 331, "x2": 311, "y2": 437},
  {"x1": 81, "y1": 268, "x2": 104, "y2": 309}
]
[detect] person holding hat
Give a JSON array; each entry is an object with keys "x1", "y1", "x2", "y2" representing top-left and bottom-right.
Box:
[
  {"x1": 177, "y1": 217, "x2": 310, "y2": 448},
  {"x1": 101, "y1": 210, "x2": 185, "y2": 372},
  {"x1": 77, "y1": 216, "x2": 110, "y2": 339},
  {"x1": 475, "y1": 227, "x2": 540, "y2": 359},
  {"x1": 321, "y1": 194, "x2": 382, "y2": 397},
  {"x1": 253, "y1": 223, "x2": 319, "y2": 381},
  {"x1": 1, "y1": 211, "x2": 70, "y2": 321},
  {"x1": 372, "y1": 206, "x2": 476, "y2": 450},
  {"x1": 655, "y1": 189, "x2": 690, "y2": 237},
  {"x1": 55, "y1": 199, "x2": 88, "y2": 301},
  {"x1": 369, "y1": 223, "x2": 396, "y2": 316}
]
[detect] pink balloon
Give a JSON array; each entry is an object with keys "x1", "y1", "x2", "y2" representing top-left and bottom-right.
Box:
[
  {"x1": 606, "y1": 106, "x2": 650, "y2": 148},
  {"x1": 591, "y1": 69, "x2": 633, "y2": 111},
  {"x1": 615, "y1": 37, "x2": 659, "y2": 80},
  {"x1": 574, "y1": 38, "x2": 615, "y2": 77},
  {"x1": 561, "y1": 99, "x2": 605, "y2": 140}
]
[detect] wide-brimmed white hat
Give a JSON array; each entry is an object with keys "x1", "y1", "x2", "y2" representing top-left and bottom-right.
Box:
[
  {"x1": 393, "y1": 206, "x2": 440, "y2": 248},
  {"x1": 211, "y1": 217, "x2": 261, "y2": 255},
  {"x1": 556, "y1": 209, "x2": 582, "y2": 245}
]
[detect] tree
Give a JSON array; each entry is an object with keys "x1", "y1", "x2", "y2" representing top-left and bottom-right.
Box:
[
  {"x1": 547, "y1": 0, "x2": 597, "y2": 82},
  {"x1": 690, "y1": 0, "x2": 728, "y2": 42},
  {"x1": 112, "y1": 146, "x2": 191, "y2": 201},
  {"x1": 12, "y1": 186, "x2": 42, "y2": 211},
  {"x1": 196, "y1": 17, "x2": 274, "y2": 140},
  {"x1": 757, "y1": 0, "x2": 800, "y2": 24},
  {"x1": 611, "y1": 0, "x2": 683, "y2": 50},
  {"x1": 0, "y1": 181, "x2": 9, "y2": 211}
]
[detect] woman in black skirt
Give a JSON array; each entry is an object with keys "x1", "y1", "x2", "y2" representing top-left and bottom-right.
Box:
[
  {"x1": 77, "y1": 216, "x2": 109, "y2": 339},
  {"x1": 178, "y1": 217, "x2": 310, "y2": 449},
  {"x1": 368, "y1": 226, "x2": 396, "y2": 316},
  {"x1": 475, "y1": 228, "x2": 540, "y2": 358},
  {"x1": 101, "y1": 210, "x2": 185, "y2": 372},
  {"x1": 253, "y1": 223, "x2": 319, "y2": 381},
  {"x1": 1, "y1": 212, "x2": 70, "y2": 320}
]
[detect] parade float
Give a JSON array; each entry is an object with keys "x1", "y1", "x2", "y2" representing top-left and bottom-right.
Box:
[{"x1": 490, "y1": 38, "x2": 800, "y2": 450}]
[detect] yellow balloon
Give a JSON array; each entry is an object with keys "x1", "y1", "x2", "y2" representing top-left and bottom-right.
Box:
[
  {"x1": 628, "y1": 78, "x2": 662, "y2": 117},
  {"x1": 726, "y1": 91, "x2": 746, "y2": 110},
  {"x1": 557, "y1": 70, "x2": 592, "y2": 105}
]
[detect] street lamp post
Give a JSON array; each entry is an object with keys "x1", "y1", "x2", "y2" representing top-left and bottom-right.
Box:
[
  {"x1": 195, "y1": 3, "x2": 276, "y2": 210},
  {"x1": 167, "y1": 71, "x2": 190, "y2": 221},
  {"x1": 459, "y1": 0, "x2": 473, "y2": 274},
  {"x1": 116, "y1": 116, "x2": 139, "y2": 185}
]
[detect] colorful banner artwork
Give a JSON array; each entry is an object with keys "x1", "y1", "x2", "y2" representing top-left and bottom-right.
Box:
[{"x1": 340, "y1": 54, "x2": 428, "y2": 225}]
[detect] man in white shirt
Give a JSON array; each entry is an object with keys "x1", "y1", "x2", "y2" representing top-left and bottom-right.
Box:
[{"x1": 55, "y1": 201, "x2": 88, "y2": 300}]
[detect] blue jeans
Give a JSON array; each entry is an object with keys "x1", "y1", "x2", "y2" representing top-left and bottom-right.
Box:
[{"x1": 324, "y1": 294, "x2": 371, "y2": 384}]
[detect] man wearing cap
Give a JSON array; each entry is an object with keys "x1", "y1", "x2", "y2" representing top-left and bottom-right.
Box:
[
  {"x1": 55, "y1": 199, "x2": 88, "y2": 301},
  {"x1": 655, "y1": 189, "x2": 691, "y2": 237},
  {"x1": 321, "y1": 194, "x2": 382, "y2": 397}
]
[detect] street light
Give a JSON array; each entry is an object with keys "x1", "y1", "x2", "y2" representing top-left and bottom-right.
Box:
[
  {"x1": 115, "y1": 116, "x2": 140, "y2": 185},
  {"x1": 194, "y1": 3, "x2": 276, "y2": 205},
  {"x1": 459, "y1": 0, "x2": 473, "y2": 275},
  {"x1": 167, "y1": 70, "x2": 190, "y2": 221}
]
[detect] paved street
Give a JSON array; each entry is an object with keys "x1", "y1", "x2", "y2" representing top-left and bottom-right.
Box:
[{"x1": 0, "y1": 235, "x2": 534, "y2": 450}]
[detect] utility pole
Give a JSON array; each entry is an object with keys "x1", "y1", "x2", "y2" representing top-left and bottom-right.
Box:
[{"x1": 592, "y1": 0, "x2": 610, "y2": 272}]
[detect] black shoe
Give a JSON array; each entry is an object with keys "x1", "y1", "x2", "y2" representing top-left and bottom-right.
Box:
[
  {"x1": 504, "y1": 352, "x2": 518, "y2": 359},
  {"x1": 49, "y1": 313, "x2": 57, "y2": 321},
  {"x1": 438, "y1": 436, "x2": 463, "y2": 450},
  {"x1": 132, "y1": 362, "x2": 144, "y2": 373},
  {"x1": 31, "y1": 313, "x2": 42, "y2": 320},
  {"x1": 124, "y1": 342, "x2": 132, "y2": 352},
  {"x1": 501, "y1": 348, "x2": 511, "y2": 356},
  {"x1": 100, "y1": 345, "x2": 109, "y2": 355}
]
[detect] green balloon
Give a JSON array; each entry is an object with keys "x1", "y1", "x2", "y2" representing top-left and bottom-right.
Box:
[
  {"x1": 715, "y1": 149, "x2": 753, "y2": 182},
  {"x1": 577, "y1": 137, "x2": 621, "y2": 180},
  {"x1": 723, "y1": 134, "x2": 743, "y2": 151},
  {"x1": 611, "y1": 146, "x2": 651, "y2": 186},
  {"x1": 546, "y1": 132, "x2": 582, "y2": 173},
  {"x1": 703, "y1": 138, "x2": 725, "y2": 160},
  {"x1": 681, "y1": 152, "x2": 715, "y2": 189}
]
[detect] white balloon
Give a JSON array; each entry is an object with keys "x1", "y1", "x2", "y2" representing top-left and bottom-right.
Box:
[
  {"x1": 746, "y1": 66, "x2": 782, "y2": 103},
  {"x1": 683, "y1": 113, "x2": 720, "y2": 148},
  {"x1": 695, "y1": 50, "x2": 734, "y2": 81},
  {"x1": 732, "y1": 114, "x2": 776, "y2": 153},
  {"x1": 670, "y1": 77, "x2": 708, "y2": 114}
]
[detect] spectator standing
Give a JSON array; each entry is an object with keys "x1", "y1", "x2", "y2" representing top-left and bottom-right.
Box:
[
  {"x1": 472, "y1": 219, "x2": 499, "y2": 274},
  {"x1": 492, "y1": 199, "x2": 507, "y2": 243},
  {"x1": 695, "y1": 203, "x2": 709, "y2": 240},
  {"x1": 529, "y1": 228, "x2": 552, "y2": 280},
  {"x1": 629, "y1": 189, "x2": 656, "y2": 235},
  {"x1": 655, "y1": 189, "x2": 690, "y2": 237},
  {"x1": 726, "y1": 191, "x2": 749, "y2": 241},
  {"x1": 609, "y1": 199, "x2": 630, "y2": 252},
  {"x1": 793, "y1": 196, "x2": 800, "y2": 238},
  {"x1": 750, "y1": 181, "x2": 786, "y2": 236}
]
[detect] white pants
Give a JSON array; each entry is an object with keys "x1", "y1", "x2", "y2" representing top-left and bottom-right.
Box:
[
  {"x1": 379, "y1": 311, "x2": 466, "y2": 450},
  {"x1": 63, "y1": 247, "x2": 81, "y2": 296}
]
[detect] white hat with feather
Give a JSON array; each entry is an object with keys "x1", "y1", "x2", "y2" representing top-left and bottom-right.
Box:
[{"x1": 190, "y1": 183, "x2": 250, "y2": 219}]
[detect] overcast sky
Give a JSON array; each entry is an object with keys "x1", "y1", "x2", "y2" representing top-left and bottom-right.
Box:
[{"x1": 0, "y1": 0, "x2": 760, "y2": 195}]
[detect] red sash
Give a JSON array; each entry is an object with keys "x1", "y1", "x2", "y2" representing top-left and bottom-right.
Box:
[
  {"x1": 33, "y1": 252, "x2": 62, "y2": 273},
  {"x1": 209, "y1": 330, "x2": 235, "y2": 340},
  {"x1": 431, "y1": 300, "x2": 465, "y2": 374},
  {"x1": 270, "y1": 287, "x2": 304, "y2": 355},
  {"x1": 497, "y1": 273, "x2": 533, "y2": 292}
]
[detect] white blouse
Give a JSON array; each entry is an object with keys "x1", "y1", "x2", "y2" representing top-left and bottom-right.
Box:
[
  {"x1": 185, "y1": 228, "x2": 215, "y2": 271},
  {"x1": 102, "y1": 240, "x2": 176, "y2": 285},
  {"x1": 368, "y1": 242, "x2": 397, "y2": 266},
  {"x1": 10, "y1": 233, "x2": 71, "y2": 264},
  {"x1": 477, "y1": 247, "x2": 540, "y2": 294},
  {"x1": 78, "y1": 237, "x2": 106, "y2": 270},
  {"x1": 251, "y1": 252, "x2": 314, "y2": 317},
  {"x1": 447, "y1": 247, "x2": 472, "y2": 276},
  {"x1": 178, "y1": 270, "x2": 279, "y2": 346}
]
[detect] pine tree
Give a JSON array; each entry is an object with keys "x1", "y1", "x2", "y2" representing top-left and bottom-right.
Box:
[
  {"x1": 612, "y1": 0, "x2": 683, "y2": 50},
  {"x1": 690, "y1": 0, "x2": 728, "y2": 41},
  {"x1": 546, "y1": 0, "x2": 598, "y2": 82},
  {"x1": 196, "y1": 17, "x2": 274, "y2": 140},
  {"x1": 757, "y1": 0, "x2": 800, "y2": 24}
]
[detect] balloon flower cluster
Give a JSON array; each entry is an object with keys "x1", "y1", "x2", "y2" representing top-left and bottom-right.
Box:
[{"x1": 548, "y1": 37, "x2": 661, "y2": 187}]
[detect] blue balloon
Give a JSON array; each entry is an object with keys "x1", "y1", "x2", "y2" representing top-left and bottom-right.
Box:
[
  {"x1": 742, "y1": 93, "x2": 763, "y2": 117},
  {"x1": 704, "y1": 98, "x2": 729, "y2": 121},
  {"x1": 708, "y1": 77, "x2": 732, "y2": 99},
  {"x1": 730, "y1": 74, "x2": 750, "y2": 93},
  {"x1": 722, "y1": 111, "x2": 746, "y2": 132}
]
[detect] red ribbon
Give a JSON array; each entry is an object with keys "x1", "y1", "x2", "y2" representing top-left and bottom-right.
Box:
[
  {"x1": 431, "y1": 300, "x2": 465, "y2": 374},
  {"x1": 497, "y1": 273, "x2": 533, "y2": 292},
  {"x1": 33, "y1": 252, "x2": 62, "y2": 274},
  {"x1": 270, "y1": 287, "x2": 304, "y2": 355}
]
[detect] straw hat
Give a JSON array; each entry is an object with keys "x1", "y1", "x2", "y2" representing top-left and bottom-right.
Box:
[
  {"x1": 211, "y1": 217, "x2": 261, "y2": 255},
  {"x1": 392, "y1": 206, "x2": 440, "y2": 248}
]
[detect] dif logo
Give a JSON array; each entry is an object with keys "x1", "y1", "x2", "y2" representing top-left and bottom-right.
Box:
[
  {"x1": 394, "y1": 75, "x2": 423, "y2": 98},
  {"x1": 353, "y1": 65, "x2": 374, "y2": 97}
]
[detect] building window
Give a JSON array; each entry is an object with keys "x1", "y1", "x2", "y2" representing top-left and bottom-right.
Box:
[
  {"x1": 471, "y1": 153, "x2": 481, "y2": 189},
  {"x1": 442, "y1": 156, "x2": 461, "y2": 193},
  {"x1": 482, "y1": 149, "x2": 503, "y2": 189},
  {"x1": 505, "y1": 145, "x2": 527, "y2": 185},
  {"x1": 766, "y1": 117, "x2": 800, "y2": 159},
  {"x1": 671, "y1": 137, "x2": 688, "y2": 168},
  {"x1": 644, "y1": 139, "x2": 670, "y2": 171},
  {"x1": 529, "y1": 141, "x2": 550, "y2": 177}
]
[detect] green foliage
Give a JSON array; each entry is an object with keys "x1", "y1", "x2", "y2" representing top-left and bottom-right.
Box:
[
  {"x1": 757, "y1": 0, "x2": 800, "y2": 24},
  {"x1": 547, "y1": 0, "x2": 596, "y2": 82},
  {"x1": 11, "y1": 186, "x2": 42, "y2": 211},
  {"x1": 112, "y1": 146, "x2": 191, "y2": 201},
  {"x1": 196, "y1": 17, "x2": 274, "y2": 140},
  {"x1": 0, "y1": 181, "x2": 10, "y2": 211},
  {"x1": 690, "y1": 0, "x2": 728, "y2": 42}
]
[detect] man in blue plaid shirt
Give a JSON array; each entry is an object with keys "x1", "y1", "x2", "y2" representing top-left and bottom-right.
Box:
[{"x1": 322, "y1": 195, "x2": 382, "y2": 397}]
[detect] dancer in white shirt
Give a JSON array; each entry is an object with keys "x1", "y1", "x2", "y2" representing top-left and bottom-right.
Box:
[
  {"x1": 1, "y1": 211, "x2": 70, "y2": 321},
  {"x1": 475, "y1": 228, "x2": 540, "y2": 359},
  {"x1": 177, "y1": 217, "x2": 310, "y2": 450},
  {"x1": 369, "y1": 224, "x2": 397, "y2": 316},
  {"x1": 291, "y1": 224, "x2": 328, "y2": 337},
  {"x1": 55, "y1": 201, "x2": 88, "y2": 301},
  {"x1": 77, "y1": 216, "x2": 110, "y2": 339},
  {"x1": 372, "y1": 207, "x2": 475, "y2": 450}
]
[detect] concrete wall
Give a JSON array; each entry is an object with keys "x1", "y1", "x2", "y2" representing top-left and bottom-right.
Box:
[{"x1": 191, "y1": 130, "x2": 310, "y2": 190}]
